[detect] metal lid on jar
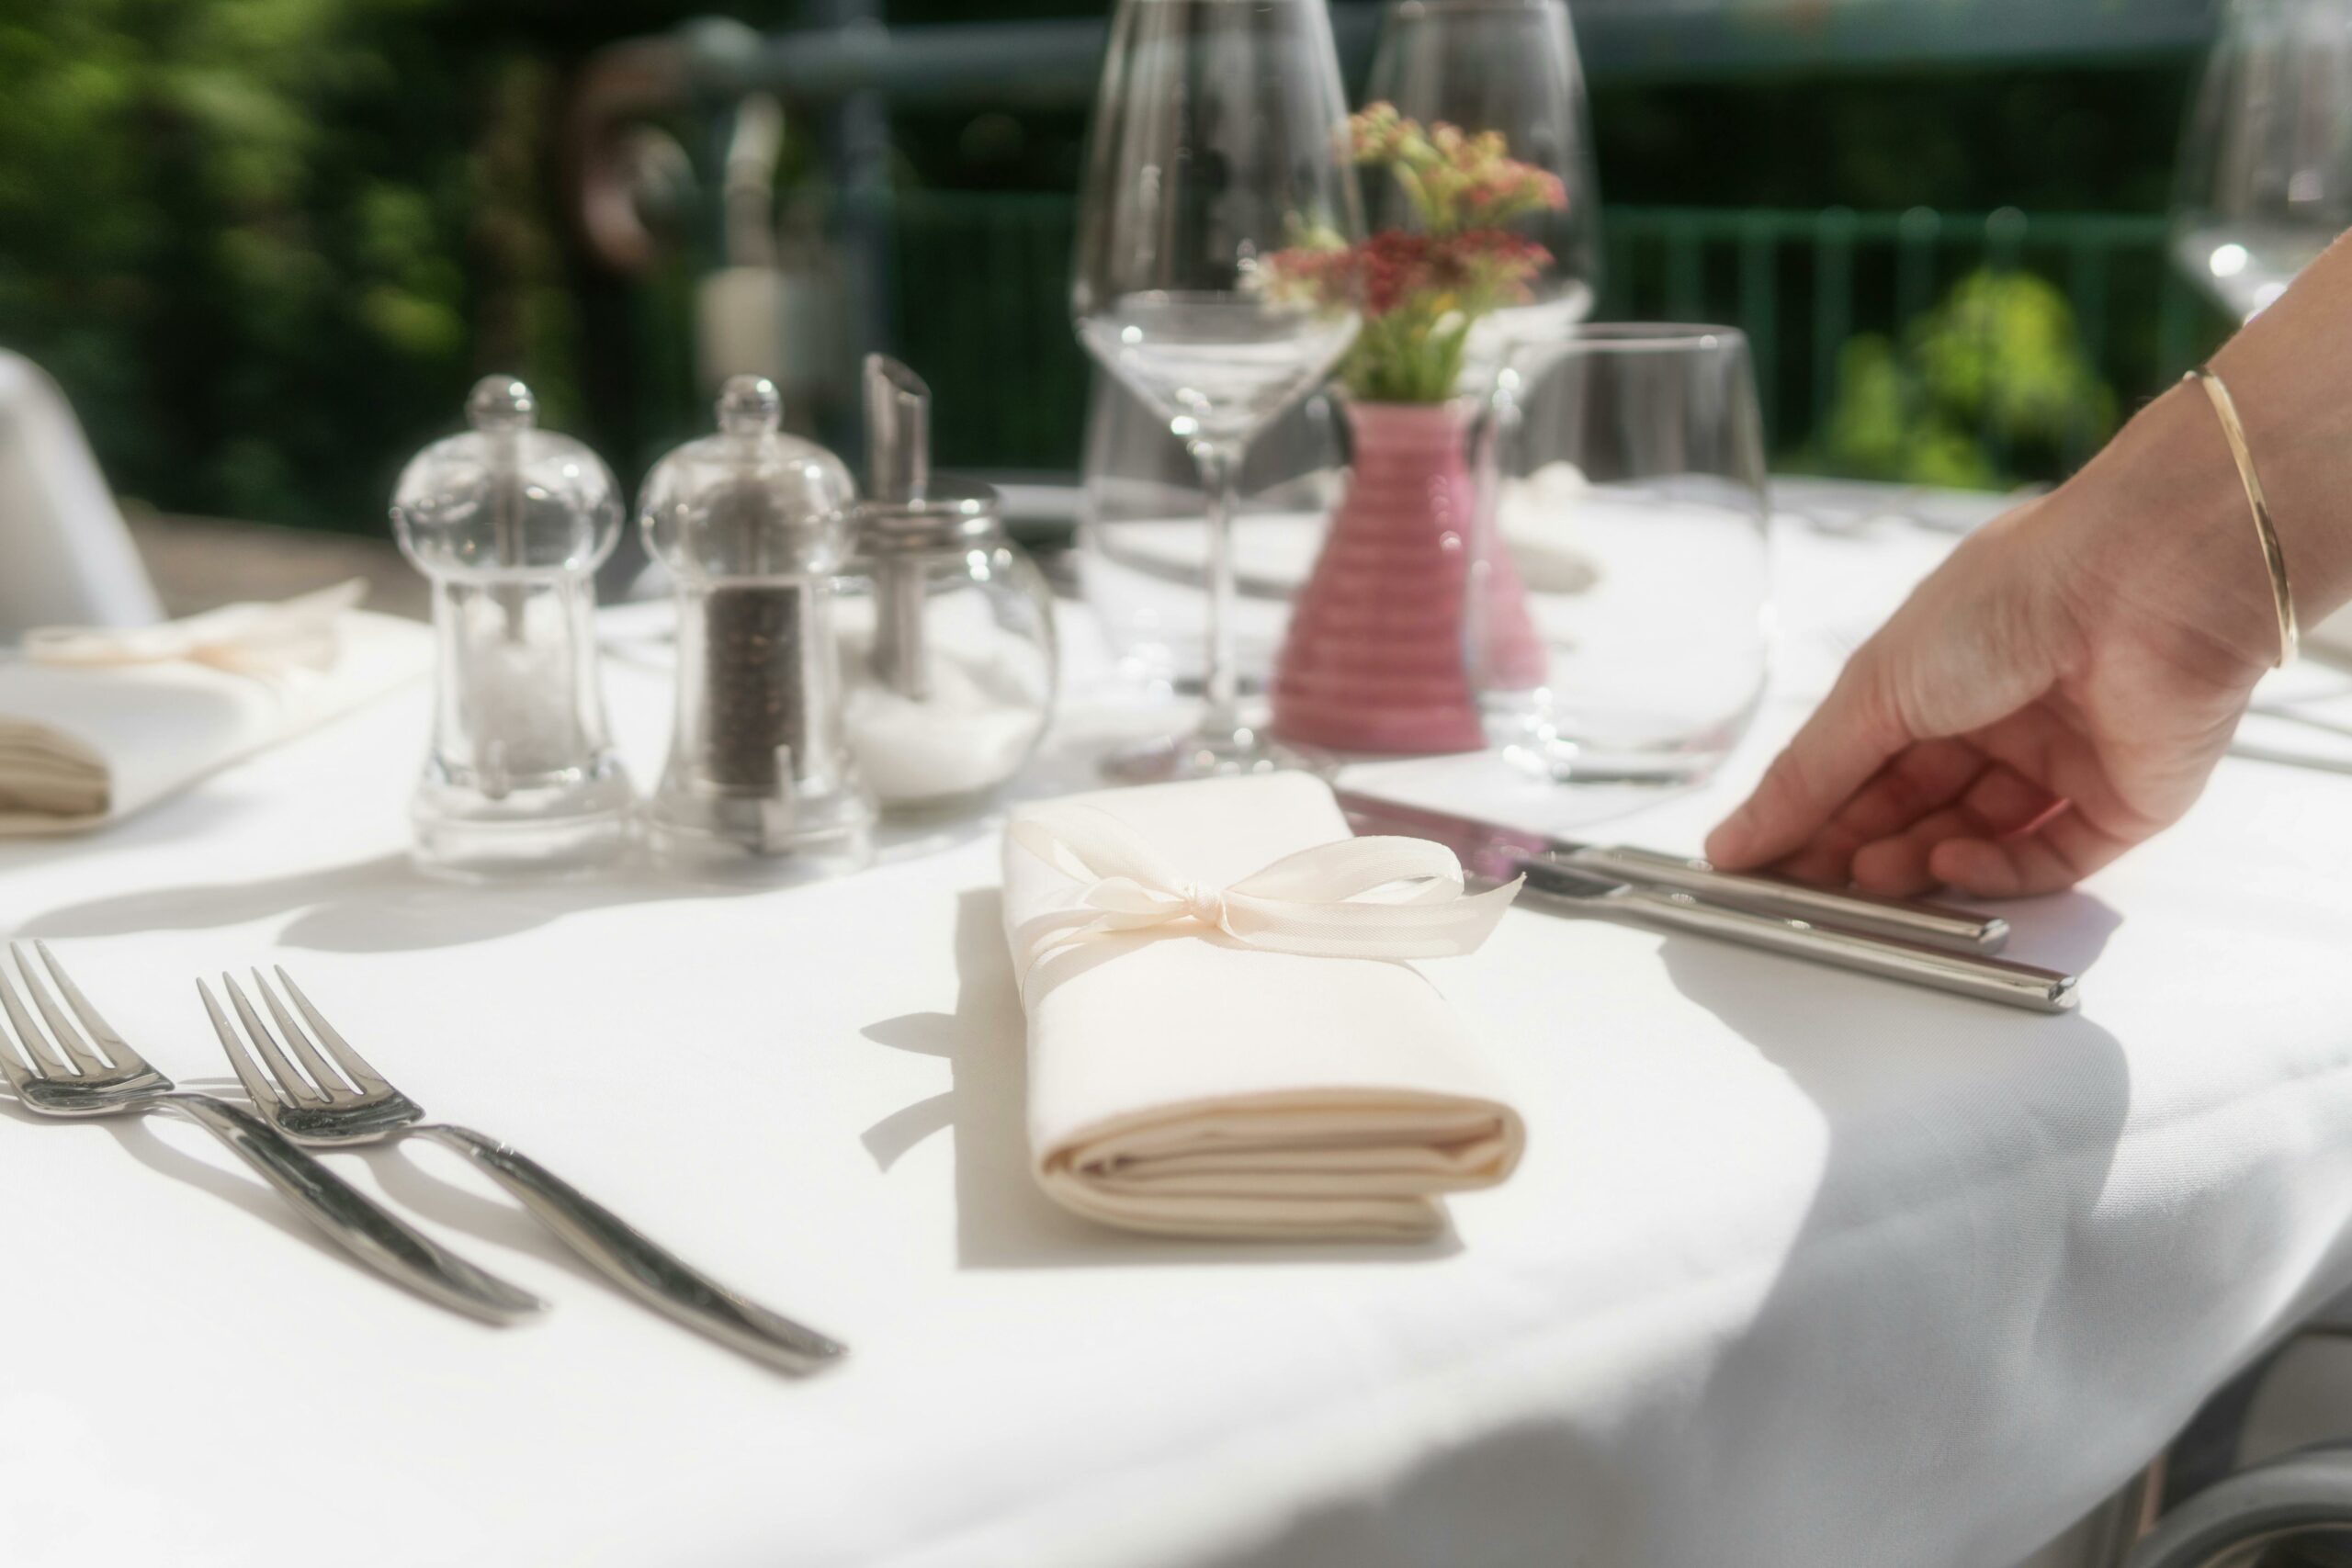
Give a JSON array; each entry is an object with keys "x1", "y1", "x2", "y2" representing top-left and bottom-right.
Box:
[
  {"x1": 853, "y1": 355, "x2": 1002, "y2": 554},
  {"x1": 639, "y1": 376, "x2": 857, "y2": 580},
  {"x1": 391, "y1": 375, "x2": 622, "y2": 579}
]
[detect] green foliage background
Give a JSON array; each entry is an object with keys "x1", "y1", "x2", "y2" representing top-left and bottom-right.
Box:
[
  {"x1": 0, "y1": 0, "x2": 2203, "y2": 531},
  {"x1": 1814, "y1": 271, "x2": 2120, "y2": 489},
  {"x1": 0, "y1": 0, "x2": 756, "y2": 531}
]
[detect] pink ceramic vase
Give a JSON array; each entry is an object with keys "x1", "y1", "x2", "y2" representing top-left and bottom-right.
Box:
[{"x1": 1272, "y1": 400, "x2": 1544, "y2": 754}]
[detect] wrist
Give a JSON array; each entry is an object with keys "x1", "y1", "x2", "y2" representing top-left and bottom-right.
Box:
[
  {"x1": 2052, "y1": 377, "x2": 2291, "y2": 685},
  {"x1": 2207, "y1": 323, "x2": 2352, "y2": 631}
]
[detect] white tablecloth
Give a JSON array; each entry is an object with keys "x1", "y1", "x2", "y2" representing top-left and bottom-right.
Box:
[{"x1": 6, "y1": 508, "x2": 2352, "y2": 1568}]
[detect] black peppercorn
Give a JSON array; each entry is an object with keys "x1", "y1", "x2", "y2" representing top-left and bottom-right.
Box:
[{"x1": 701, "y1": 582, "x2": 813, "y2": 792}]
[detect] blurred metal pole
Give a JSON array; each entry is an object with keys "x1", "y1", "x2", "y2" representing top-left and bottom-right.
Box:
[{"x1": 822, "y1": 0, "x2": 894, "y2": 463}]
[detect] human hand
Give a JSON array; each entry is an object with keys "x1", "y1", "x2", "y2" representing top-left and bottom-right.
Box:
[{"x1": 1705, "y1": 403, "x2": 2283, "y2": 897}]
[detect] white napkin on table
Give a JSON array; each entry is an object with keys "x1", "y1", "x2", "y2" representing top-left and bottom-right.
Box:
[
  {"x1": 0, "y1": 581, "x2": 431, "y2": 835},
  {"x1": 1001, "y1": 772, "x2": 1526, "y2": 1241},
  {"x1": 0, "y1": 349, "x2": 162, "y2": 637}
]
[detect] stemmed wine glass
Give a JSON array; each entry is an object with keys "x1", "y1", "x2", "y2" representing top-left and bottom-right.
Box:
[
  {"x1": 1072, "y1": 0, "x2": 1364, "y2": 781},
  {"x1": 1080, "y1": 372, "x2": 1343, "y2": 694},
  {"x1": 2173, "y1": 0, "x2": 2352, "y2": 322},
  {"x1": 1366, "y1": 0, "x2": 1600, "y2": 393}
]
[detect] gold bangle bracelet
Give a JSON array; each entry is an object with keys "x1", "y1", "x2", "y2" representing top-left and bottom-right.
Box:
[{"x1": 2184, "y1": 367, "x2": 2299, "y2": 668}]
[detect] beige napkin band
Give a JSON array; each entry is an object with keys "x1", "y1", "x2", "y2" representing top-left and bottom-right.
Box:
[{"x1": 23, "y1": 579, "x2": 367, "y2": 676}]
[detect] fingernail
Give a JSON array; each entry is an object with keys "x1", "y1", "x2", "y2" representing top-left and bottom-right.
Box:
[{"x1": 1705, "y1": 813, "x2": 1751, "y2": 864}]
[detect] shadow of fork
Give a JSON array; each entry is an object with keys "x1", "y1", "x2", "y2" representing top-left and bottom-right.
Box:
[
  {"x1": 0, "y1": 1083, "x2": 351, "y2": 1266},
  {"x1": 164, "y1": 1074, "x2": 616, "y2": 1292}
]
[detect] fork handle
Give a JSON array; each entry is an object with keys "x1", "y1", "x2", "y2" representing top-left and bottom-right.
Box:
[
  {"x1": 153, "y1": 1093, "x2": 545, "y2": 1324},
  {"x1": 421, "y1": 1123, "x2": 847, "y2": 1372}
]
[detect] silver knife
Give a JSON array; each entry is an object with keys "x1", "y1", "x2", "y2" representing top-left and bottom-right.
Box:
[
  {"x1": 1342, "y1": 795, "x2": 2077, "y2": 1013},
  {"x1": 1335, "y1": 789, "x2": 2009, "y2": 953},
  {"x1": 1510, "y1": 859, "x2": 2076, "y2": 1013}
]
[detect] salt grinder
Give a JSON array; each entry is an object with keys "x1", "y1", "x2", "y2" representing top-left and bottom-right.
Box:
[
  {"x1": 390, "y1": 375, "x2": 632, "y2": 874},
  {"x1": 640, "y1": 375, "x2": 874, "y2": 872},
  {"x1": 843, "y1": 355, "x2": 1056, "y2": 811}
]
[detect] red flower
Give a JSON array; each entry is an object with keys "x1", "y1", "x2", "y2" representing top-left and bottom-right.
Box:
[
  {"x1": 1263, "y1": 228, "x2": 1553, "y2": 321},
  {"x1": 1261, "y1": 106, "x2": 1570, "y2": 400}
]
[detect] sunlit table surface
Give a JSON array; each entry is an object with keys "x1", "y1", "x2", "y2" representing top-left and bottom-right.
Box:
[{"x1": 6, "y1": 490, "x2": 2352, "y2": 1568}]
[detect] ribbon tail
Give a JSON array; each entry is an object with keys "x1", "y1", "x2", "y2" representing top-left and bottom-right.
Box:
[
  {"x1": 1008, "y1": 905, "x2": 1114, "y2": 988},
  {"x1": 1220, "y1": 874, "x2": 1522, "y2": 961}
]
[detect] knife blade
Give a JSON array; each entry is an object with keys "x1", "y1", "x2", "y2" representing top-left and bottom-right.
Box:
[{"x1": 1334, "y1": 789, "x2": 2009, "y2": 954}]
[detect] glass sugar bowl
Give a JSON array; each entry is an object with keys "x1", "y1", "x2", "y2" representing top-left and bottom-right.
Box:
[
  {"x1": 640, "y1": 376, "x2": 875, "y2": 874},
  {"x1": 840, "y1": 355, "x2": 1056, "y2": 813},
  {"x1": 390, "y1": 375, "x2": 632, "y2": 875}
]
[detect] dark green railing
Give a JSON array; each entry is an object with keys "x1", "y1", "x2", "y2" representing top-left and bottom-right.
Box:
[
  {"x1": 887, "y1": 192, "x2": 1082, "y2": 477},
  {"x1": 870, "y1": 193, "x2": 2222, "y2": 482}
]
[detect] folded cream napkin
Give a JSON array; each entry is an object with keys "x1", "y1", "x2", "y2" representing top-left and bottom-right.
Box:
[
  {"x1": 1001, "y1": 772, "x2": 1526, "y2": 1241},
  {"x1": 0, "y1": 581, "x2": 431, "y2": 835}
]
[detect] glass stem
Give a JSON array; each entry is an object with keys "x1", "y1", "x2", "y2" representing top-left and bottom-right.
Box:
[{"x1": 1189, "y1": 435, "x2": 1247, "y2": 740}]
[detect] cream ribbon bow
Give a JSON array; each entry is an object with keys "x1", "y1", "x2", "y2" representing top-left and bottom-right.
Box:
[
  {"x1": 23, "y1": 579, "x2": 366, "y2": 678},
  {"x1": 1009, "y1": 804, "x2": 1521, "y2": 988}
]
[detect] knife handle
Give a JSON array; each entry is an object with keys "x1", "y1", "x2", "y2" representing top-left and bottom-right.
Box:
[
  {"x1": 1592, "y1": 883, "x2": 2076, "y2": 1013},
  {"x1": 1516, "y1": 863, "x2": 2075, "y2": 1013},
  {"x1": 1561, "y1": 844, "x2": 2010, "y2": 953}
]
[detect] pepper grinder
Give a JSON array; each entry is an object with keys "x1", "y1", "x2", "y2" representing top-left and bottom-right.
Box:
[
  {"x1": 390, "y1": 375, "x2": 632, "y2": 875},
  {"x1": 842, "y1": 355, "x2": 1056, "y2": 812},
  {"x1": 640, "y1": 375, "x2": 874, "y2": 873}
]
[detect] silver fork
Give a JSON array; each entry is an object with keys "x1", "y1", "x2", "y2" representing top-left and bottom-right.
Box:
[
  {"x1": 207, "y1": 965, "x2": 847, "y2": 1373},
  {"x1": 0, "y1": 942, "x2": 542, "y2": 1323}
]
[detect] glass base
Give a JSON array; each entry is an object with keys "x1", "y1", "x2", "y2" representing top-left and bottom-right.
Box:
[
  {"x1": 1099, "y1": 720, "x2": 1331, "y2": 784},
  {"x1": 646, "y1": 818, "x2": 873, "y2": 883},
  {"x1": 1497, "y1": 739, "x2": 1724, "y2": 786},
  {"x1": 1480, "y1": 693, "x2": 1757, "y2": 786},
  {"x1": 643, "y1": 784, "x2": 876, "y2": 881},
  {"x1": 410, "y1": 756, "x2": 637, "y2": 877},
  {"x1": 411, "y1": 807, "x2": 635, "y2": 879}
]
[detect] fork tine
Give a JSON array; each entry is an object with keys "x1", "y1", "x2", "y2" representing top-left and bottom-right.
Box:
[
  {"x1": 198, "y1": 978, "x2": 285, "y2": 1115},
  {"x1": 33, "y1": 941, "x2": 150, "y2": 1073},
  {"x1": 0, "y1": 953, "x2": 63, "y2": 1079},
  {"x1": 253, "y1": 968, "x2": 360, "y2": 1103},
  {"x1": 219, "y1": 973, "x2": 330, "y2": 1107},
  {"x1": 0, "y1": 1035, "x2": 33, "y2": 1094},
  {"x1": 0, "y1": 965, "x2": 41, "y2": 1094},
  {"x1": 5, "y1": 943, "x2": 102, "y2": 1075},
  {"x1": 272, "y1": 967, "x2": 391, "y2": 1094}
]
